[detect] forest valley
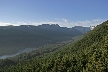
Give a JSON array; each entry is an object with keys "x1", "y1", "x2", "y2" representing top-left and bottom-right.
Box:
[{"x1": 0, "y1": 20, "x2": 108, "y2": 72}]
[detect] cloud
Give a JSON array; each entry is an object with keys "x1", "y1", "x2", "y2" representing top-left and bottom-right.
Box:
[
  {"x1": 66, "y1": 19, "x2": 107, "y2": 27},
  {"x1": 61, "y1": 18, "x2": 67, "y2": 22},
  {"x1": 0, "y1": 22, "x2": 12, "y2": 26},
  {"x1": 0, "y1": 19, "x2": 107, "y2": 28}
]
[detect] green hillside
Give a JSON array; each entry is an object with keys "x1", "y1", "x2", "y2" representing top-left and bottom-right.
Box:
[{"x1": 0, "y1": 20, "x2": 108, "y2": 72}]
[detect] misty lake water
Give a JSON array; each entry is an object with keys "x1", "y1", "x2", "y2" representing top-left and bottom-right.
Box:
[{"x1": 0, "y1": 48, "x2": 36, "y2": 59}]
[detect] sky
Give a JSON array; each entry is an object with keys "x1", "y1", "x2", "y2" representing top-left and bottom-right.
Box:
[{"x1": 0, "y1": 0, "x2": 108, "y2": 27}]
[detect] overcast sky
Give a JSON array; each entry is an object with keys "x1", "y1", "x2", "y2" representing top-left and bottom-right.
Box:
[{"x1": 0, "y1": 0, "x2": 108, "y2": 27}]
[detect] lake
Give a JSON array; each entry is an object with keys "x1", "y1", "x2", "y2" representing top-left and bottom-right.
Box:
[{"x1": 0, "y1": 48, "x2": 36, "y2": 59}]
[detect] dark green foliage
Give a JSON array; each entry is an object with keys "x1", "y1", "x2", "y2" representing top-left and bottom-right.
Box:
[
  {"x1": 0, "y1": 39, "x2": 76, "y2": 68},
  {"x1": 0, "y1": 20, "x2": 108, "y2": 72}
]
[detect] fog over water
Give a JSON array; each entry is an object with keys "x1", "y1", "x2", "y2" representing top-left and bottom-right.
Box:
[{"x1": 0, "y1": 48, "x2": 36, "y2": 59}]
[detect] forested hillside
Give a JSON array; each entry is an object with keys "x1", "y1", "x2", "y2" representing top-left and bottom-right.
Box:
[
  {"x1": 0, "y1": 39, "x2": 72, "y2": 67},
  {"x1": 0, "y1": 20, "x2": 108, "y2": 72}
]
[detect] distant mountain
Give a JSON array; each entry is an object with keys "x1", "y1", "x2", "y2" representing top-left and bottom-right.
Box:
[
  {"x1": 0, "y1": 24, "x2": 88, "y2": 56},
  {"x1": 72, "y1": 26, "x2": 90, "y2": 34}
]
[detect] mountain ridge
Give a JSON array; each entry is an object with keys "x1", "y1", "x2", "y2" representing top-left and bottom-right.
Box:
[{"x1": 0, "y1": 24, "x2": 90, "y2": 56}]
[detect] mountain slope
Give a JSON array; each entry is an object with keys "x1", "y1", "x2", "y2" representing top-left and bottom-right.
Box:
[
  {"x1": 0, "y1": 24, "x2": 83, "y2": 56},
  {"x1": 0, "y1": 20, "x2": 108, "y2": 72}
]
